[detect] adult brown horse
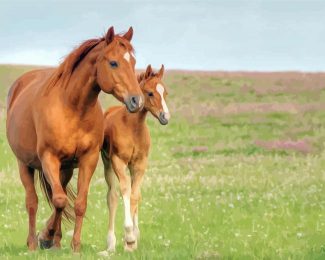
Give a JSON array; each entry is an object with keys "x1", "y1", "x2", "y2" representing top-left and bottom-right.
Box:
[{"x1": 6, "y1": 26, "x2": 144, "y2": 252}]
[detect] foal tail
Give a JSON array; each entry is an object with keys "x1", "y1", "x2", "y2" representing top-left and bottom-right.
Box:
[{"x1": 37, "y1": 170, "x2": 76, "y2": 223}]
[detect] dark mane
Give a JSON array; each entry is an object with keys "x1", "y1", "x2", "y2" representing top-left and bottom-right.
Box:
[
  {"x1": 45, "y1": 34, "x2": 134, "y2": 92},
  {"x1": 45, "y1": 37, "x2": 104, "y2": 91}
]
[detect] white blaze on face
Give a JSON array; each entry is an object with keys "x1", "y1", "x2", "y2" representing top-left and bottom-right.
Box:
[
  {"x1": 123, "y1": 52, "x2": 131, "y2": 63},
  {"x1": 138, "y1": 95, "x2": 144, "y2": 107},
  {"x1": 156, "y1": 84, "x2": 170, "y2": 120}
]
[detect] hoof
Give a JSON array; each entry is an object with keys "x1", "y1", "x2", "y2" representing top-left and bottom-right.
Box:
[
  {"x1": 71, "y1": 240, "x2": 81, "y2": 253},
  {"x1": 124, "y1": 239, "x2": 137, "y2": 252},
  {"x1": 27, "y1": 238, "x2": 38, "y2": 251},
  {"x1": 124, "y1": 226, "x2": 136, "y2": 244},
  {"x1": 107, "y1": 232, "x2": 116, "y2": 252},
  {"x1": 38, "y1": 238, "x2": 54, "y2": 250}
]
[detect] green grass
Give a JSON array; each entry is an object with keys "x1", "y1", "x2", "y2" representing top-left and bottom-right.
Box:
[{"x1": 0, "y1": 66, "x2": 325, "y2": 259}]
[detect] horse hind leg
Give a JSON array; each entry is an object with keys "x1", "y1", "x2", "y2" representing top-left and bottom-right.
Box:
[{"x1": 18, "y1": 160, "x2": 38, "y2": 250}]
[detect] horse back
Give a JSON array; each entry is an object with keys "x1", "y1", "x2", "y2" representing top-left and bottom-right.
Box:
[{"x1": 7, "y1": 68, "x2": 55, "y2": 111}]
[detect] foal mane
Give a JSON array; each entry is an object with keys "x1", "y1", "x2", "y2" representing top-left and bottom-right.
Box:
[{"x1": 137, "y1": 71, "x2": 158, "y2": 83}]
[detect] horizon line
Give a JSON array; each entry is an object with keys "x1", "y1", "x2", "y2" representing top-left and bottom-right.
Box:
[{"x1": 0, "y1": 63, "x2": 325, "y2": 74}]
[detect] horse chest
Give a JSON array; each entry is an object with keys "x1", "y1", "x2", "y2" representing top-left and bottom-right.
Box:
[
  {"x1": 45, "y1": 128, "x2": 101, "y2": 160},
  {"x1": 68, "y1": 131, "x2": 99, "y2": 155},
  {"x1": 130, "y1": 135, "x2": 150, "y2": 162},
  {"x1": 39, "y1": 106, "x2": 103, "y2": 157}
]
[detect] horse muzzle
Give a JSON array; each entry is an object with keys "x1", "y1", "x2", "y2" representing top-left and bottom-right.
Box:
[
  {"x1": 124, "y1": 95, "x2": 144, "y2": 113},
  {"x1": 158, "y1": 111, "x2": 170, "y2": 125}
]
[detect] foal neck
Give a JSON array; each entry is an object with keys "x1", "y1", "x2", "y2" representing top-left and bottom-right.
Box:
[{"x1": 125, "y1": 106, "x2": 148, "y2": 128}]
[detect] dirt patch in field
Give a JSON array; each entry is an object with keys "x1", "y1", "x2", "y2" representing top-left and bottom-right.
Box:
[
  {"x1": 255, "y1": 139, "x2": 313, "y2": 154},
  {"x1": 168, "y1": 70, "x2": 325, "y2": 96},
  {"x1": 177, "y1": 102, "x2": 325, "y2": 120}
]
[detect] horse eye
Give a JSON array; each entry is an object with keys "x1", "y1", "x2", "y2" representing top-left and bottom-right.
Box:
[
  {"x1": 148, "y1": 92, "x2": 154, "y2": 97},
  {"x1": 109, "y1": 61, "x2": 118, "y2": 68}
]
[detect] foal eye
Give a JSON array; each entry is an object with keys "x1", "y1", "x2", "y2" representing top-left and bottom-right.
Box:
[
  {"x1": 148, "y1": 92, "x2": 154, "y2": 97},
  {"x1": 109, "y1": 61, "x2": 118, "y2": 68}
]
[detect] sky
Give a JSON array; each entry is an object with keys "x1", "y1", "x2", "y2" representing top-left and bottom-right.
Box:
[{"x1": 0, "y1": 0, "x2": 325, "y2": 71}]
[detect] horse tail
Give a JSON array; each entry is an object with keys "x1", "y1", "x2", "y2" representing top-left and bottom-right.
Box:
[
  {"x1": 64, "y1": 183, "x2": 76, "y2": 223},
  {"x1": 101, "y1": 140, "x2": 111, "y2": 162},
  {"x1": 37, "y1": 170, "x2": 76, "y2": 223}
]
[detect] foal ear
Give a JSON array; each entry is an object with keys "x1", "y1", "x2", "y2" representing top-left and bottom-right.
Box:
[
  {"x1": 123, "y1": 27, "x2": 133, "y2": 42},
  {"x1": 105, "y1": 26, "x2": 115, "y2": 44},
  {"x1": 157, "y1": 64, "x2": 165, "y2": 79},
  {"x1": 145, "y1": 64, "x2": 152, "y2": 79}
]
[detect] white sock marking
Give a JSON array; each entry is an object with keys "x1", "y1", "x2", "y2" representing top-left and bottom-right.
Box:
[
  {"x1": 133, "y1": 213, "x2": 138, "y2": 228},
  {"x1": 107, "y1": 231, "x2": 116, "y2": 251},
  {"x1": 123, "y1": 195, "x2": 133, "y2": 228}
]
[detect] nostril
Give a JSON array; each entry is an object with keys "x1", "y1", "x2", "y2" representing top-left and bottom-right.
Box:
[
  {"x1": 160, "y1": 112, "x2": 164, "y2": 118},
  {"x1": 130, "y1": 96, "x2": 137, "y2": 106},
  {"x1": 160, "y1": 112, "x2": 167, "y2": 121}
]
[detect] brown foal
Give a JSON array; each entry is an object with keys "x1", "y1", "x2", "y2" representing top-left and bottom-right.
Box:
[
  {"x1": 101, "y1": 65, "x2": 170, "y2": 252},
  {"x1": 6, "y1": 26, "x2": 144, "y2": 252}
]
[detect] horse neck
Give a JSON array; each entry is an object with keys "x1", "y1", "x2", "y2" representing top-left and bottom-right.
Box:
[
  {"x1": 125, "y1": 106, "x2": 148, "y2": 129},
  {"x1": 64, "y1": 44, "x2": 103, "y2": 113}
]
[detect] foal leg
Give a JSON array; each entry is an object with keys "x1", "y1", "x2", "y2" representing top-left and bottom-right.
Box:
[
  {"x1": 103, "y1": 159, "x2": 119, "y2": 252},
  {"x1": 38, "y1": 168, "x2": 74, "y2": 249},
  {"x1": 18, "y1": 160, "x2": 38, "y2": 250},
  {"x1": 129, "y1": 159, "x2": 147, "y2": 248},
  {"x1": 71, "y1": 151, "x2": 99, "y2": 253},
  {"x1": 111, "y1": 155, "x2": 136, "y2": 250}
]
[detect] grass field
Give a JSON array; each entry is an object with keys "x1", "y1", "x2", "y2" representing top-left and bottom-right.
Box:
[{"x1": 0, "y1": 65, "x2": 325, "y2": 259}]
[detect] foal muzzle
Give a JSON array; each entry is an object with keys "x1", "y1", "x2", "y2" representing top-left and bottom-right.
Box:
[{"x1": 158, "y1": 111, "x2": 170, "y2": 125}]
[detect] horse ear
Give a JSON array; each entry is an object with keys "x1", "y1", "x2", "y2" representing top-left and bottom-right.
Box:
[
  {"x1": 123, "y1": 27, "x2": 133, "y2": 42},
  {"x1": 145, "y1": 64, "x2": 152, "y2": 79},
  {"x1": 157, "y1": 64, "x2": 165, "y2": 79},
  {"x1": 105, "y1": 26, "x2": 115, "y2": 44}
]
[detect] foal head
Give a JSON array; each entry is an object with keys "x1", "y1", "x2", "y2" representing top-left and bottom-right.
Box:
[
  {"x1": 138, "y1": 65, "x2": 171, "y2": 125},
  {"x1": 97, "y1": 26, "x2": 144, "y2": 112}
]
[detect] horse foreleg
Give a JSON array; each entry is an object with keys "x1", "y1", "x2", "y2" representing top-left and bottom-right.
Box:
[
  {"x1": 103, "y1": 159, "x2": 119, "y2": 252},
  {"x1": 71, "y1": 151, "x2": 98, "y2": 253},
  {"x1": 38, "y1": 152, "x2": 66, "y2": 249},
  {"x1": 111, "y1": 155, "x2": 135, "y2": 251},
  {"x1": 129, "y1": 159, "x2": 147, "y2": 248},
  {"x1": 39, "y1": 168, "x2": 74, "y2": 249},
  {"x1": 18, "y1": 160, "x2": 38, "y2": 251},
  {"x1": 40, "y1": 152, "x2": 67, "y2": 209}
]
